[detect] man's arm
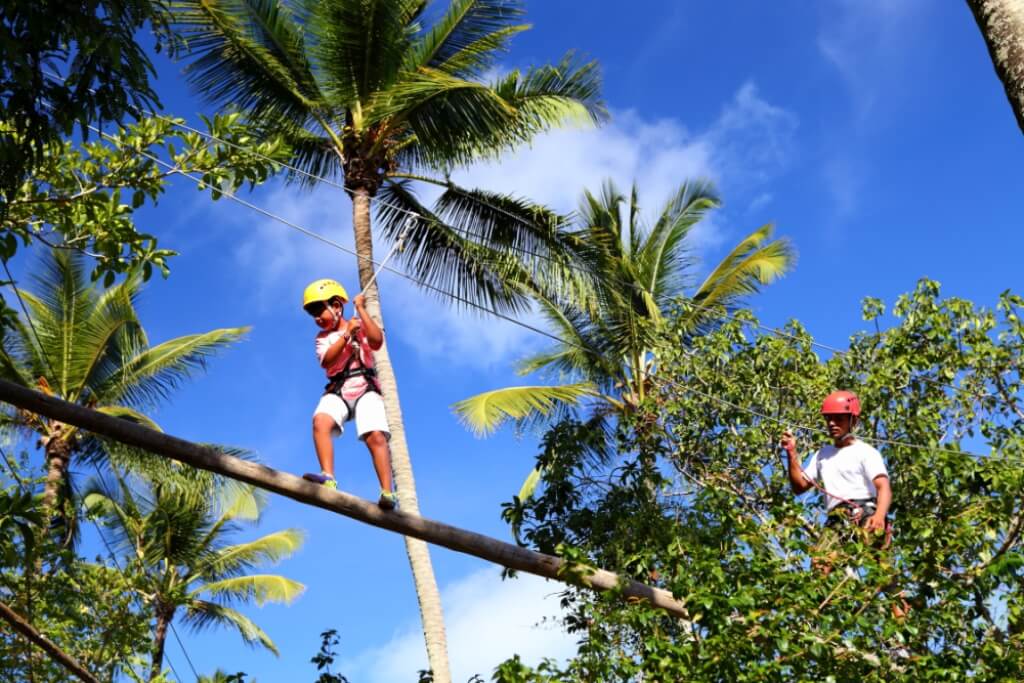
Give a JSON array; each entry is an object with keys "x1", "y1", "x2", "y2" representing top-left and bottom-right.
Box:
[
  {"x1": 864, "y1": 474, "x2": 891, "y2": 533},
  {"x1": 781, "y1": 430, "x2": 813, "y2": 495}
]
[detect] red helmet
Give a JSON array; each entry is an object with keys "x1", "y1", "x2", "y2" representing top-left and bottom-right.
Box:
[{"x1": 821, "y1": 390, "x2": 861, "y2": 416}]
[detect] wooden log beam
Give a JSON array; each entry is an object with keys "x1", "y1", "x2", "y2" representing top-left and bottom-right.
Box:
[
  {"x1": 0, "y1": 379, "x2": 690, "y2": 621},
  {"x1": 0, "y1": 598, "x2": 100, "y2": 683}
]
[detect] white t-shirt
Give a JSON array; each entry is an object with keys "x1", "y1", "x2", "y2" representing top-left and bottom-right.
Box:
[{"x1": 802, "y1": 439, "x2": 889, "y2": 511}]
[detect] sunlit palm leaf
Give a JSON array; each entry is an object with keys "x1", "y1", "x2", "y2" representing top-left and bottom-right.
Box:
[
  {"x1": 694, "y1": 223, "x2": 795, "y2": 311},
  {"x1": 453, "y1": 382, "x2": 597, "y2": 436},
  {"x1": 195, "y1": 574, "x2": 305, "y2": 606}
]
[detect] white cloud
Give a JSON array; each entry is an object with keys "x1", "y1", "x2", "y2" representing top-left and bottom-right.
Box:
[
  {"x1": 816, "y1": 0, "x2": 926, "y2": 225},
  {"x1": 341, "y1": 568, "x2": 577, "y2": 683},
  {"x1": 229, "y1": 82, "x2": 797, "y2": 368}
]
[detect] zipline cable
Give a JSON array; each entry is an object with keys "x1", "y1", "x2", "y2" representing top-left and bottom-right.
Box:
[
  {"x1": 36, "y1": 103, "x2": 1008, "y2": 464},
  {"x1": 39, "y1": 70, "x2": 1004, "y2": 408}
]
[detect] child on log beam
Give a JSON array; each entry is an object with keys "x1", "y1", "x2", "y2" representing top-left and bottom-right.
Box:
[{"x1": 300, "y1": 279, "x2": 397, "y2": 510}]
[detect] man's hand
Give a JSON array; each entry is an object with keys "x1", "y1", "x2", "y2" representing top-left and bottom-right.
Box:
[
  {"x1": 780, "y1": 430, "x2": 797, "y2": 455},
  {"x1": 863, "y1": 513, "x2": 887, "y2": 533},
  {"x1": 354, "y1": 294, "x2": 366, "y2": 310},
  {"x1": 345, "y1": 318, "x2": 362, "y2": 335}
]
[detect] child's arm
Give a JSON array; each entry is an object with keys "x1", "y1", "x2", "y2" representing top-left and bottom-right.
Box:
[
  {"x1": 320, "y1": 319, "x2": 360, "y2": 368},
  {"x1": 354, "y1": 295, "x2": 384, "y2": 350}
]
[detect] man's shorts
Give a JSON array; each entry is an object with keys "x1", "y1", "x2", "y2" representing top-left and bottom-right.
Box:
[{"x1": 314, "y1": 391, "x2": 391, "y2": 441}]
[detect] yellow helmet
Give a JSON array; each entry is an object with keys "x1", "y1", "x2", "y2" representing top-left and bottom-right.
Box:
[{"x1": 302, "y1": 279, "x2": 348, "y2": 308}]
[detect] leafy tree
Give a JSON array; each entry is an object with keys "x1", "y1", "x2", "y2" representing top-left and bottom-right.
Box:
[
  {"x1": 453, "y1": 179, "x2": 793, "y2": 498},
  {"x1": 0, "y1": 248, "x2": 249, "y2": 535},
  {"x1": 495, "y1": 281, "x2": 1024, "y2": 681},
  {"x1": 1, "y1": 112, "x2": 288, "y2": 287},
  {"x1": 0, "y1": 0, "x2": 169, "y2": 197},
  {"x1": 0, "y1": 455, "x2": 150, "y2": 683},
  {"x1": 85, "y1": 478, "x2": 305, "y2": 681},
  {"x1": 171, "y1": 1, "x2": 605, "y2": 677}
]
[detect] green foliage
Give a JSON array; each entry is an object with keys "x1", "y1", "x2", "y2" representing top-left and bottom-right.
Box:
[
  {"x1": 0, "y1": 485, "x2": 39, "y2": 567},
  {"x1": 0, "y1": 248, "x2": 251, "y2": 533},
  {"x1": 2, "y1": 112, "x2": 289, "y2": 285},
  {"x1": 311, "y1": 629, "x2": 350, "y2": 683},
  {"x1": 172, "y1": 0, "x2": 605, "y2": 314},
  {"x1": 85, "y1": 477, "x2": 305, "y2": 673},
  {"x1": 454, "y1": 179, "x2": 795, "y2": 437},
  {"x1": 453, "y1": 180, "x2": 794, "y2": 503},
  {"x1": 0, "y1": 458, "x2": 149, "y2": 682},
  {"x1": 0, "y1": 0, "x2": 169, "y2": 195},
  {"x1": 497, "y1": 280, "x2": 1024, "y2": 681}
]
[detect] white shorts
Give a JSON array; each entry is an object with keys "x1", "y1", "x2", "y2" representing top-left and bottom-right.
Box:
[{"x1": 314, "y1": 390, "x2": 391, "y2": 440}]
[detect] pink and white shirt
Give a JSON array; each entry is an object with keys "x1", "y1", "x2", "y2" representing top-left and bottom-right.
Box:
[{"x1": 315, "y1": 327, "x2": 379, "y2": 401}]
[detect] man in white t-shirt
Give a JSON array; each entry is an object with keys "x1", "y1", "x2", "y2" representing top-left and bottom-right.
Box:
[{"x1": 780, "y1": 390, "x2": 892, "y2": 535}]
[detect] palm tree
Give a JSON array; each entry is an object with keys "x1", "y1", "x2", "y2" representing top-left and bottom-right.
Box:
[
  {"x1": 967, "y1": 0, "x2": 1024, "y2": 135},
  {"x1": 0, "y1": 249, "x2": 248, "y2": 536},
  {"x1": 84, "y1": 478, "x2": 304, "y2": 682},
  {"x1": 453, "y1": 180, "x2": 795, "y2": 477},
  {"x1": 171, "y1": 2, "x2": 605, "y2": 678}
]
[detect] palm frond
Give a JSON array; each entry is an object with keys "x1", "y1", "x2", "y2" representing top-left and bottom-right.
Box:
[
  {"x1": 411, "y1": 0, "x2": 526, "y2": 77},
  {"x1": 694, "y1": 224, "x2": 795, "y2": 310},
  {"x1": 311, "y1": 0, "x2": 418, "y2": 108},
  {"x1": 195, "y1": 529, "x2": 306, "y2": 580},
  {"x1": 173, "y1": 0, "x2": 324, "y2": 127},
  {"x1": 492, "y1": 52, "x2": 608, "y2": 139},
  {"x1": 376, "y1": 179, "x2": 533, "y2": 313},
  {"x1": 640, "y1": 179, "x2": 719, "y2": 301},
  {"x1": 452, "y1": 382, "x2": 598, "y2": 436},
  {"x1": 194, "y1": 574, "x2": 305, "y2": 606},
  {"x1": 95, "y1": 327, "x2": 249, "y2": 410},
  {"x1": 182, "y1": 599, "x2": 280, "y2": 655}
]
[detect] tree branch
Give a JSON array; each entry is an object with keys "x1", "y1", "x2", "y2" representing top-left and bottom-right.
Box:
[{"x1": 0, "y1": 598, "x2": 100, "y2": 683}]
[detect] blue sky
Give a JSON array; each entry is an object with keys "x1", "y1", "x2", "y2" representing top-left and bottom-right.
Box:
[{"x1": 8, "y1": 1, "x2": 1024, "y2": 681}]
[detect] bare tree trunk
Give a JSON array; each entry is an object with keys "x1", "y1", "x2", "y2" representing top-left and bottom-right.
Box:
[
  {"x1": 351, "y1": 188, "x2": 452, "y2": 683},
  {"x1": 149, "y1": 606, "x2": 172, "y2": 682},
  {"x1": 967, "y1": 0, "x2": 1024, "y2": 134}
]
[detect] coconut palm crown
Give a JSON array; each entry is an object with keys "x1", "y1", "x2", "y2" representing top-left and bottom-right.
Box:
[
  {"x1": 0, "y1": 249, "x2": 248, "y2": 535},
  {"x1": 84, "y1": 479, "x2": 304, "y2": 681},
  {"x1": 173, "y1": 0, "x2": 606, "y2": 311},
  {"x1": 453, "y1": 179, "x2": 796, "y2": 442}
]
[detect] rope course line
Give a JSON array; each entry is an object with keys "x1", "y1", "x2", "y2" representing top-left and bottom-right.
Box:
[
  {"x1": 70, "y1": 117, "x2": 586, "y2": 351},
  {"x1": 74, "y1": 117, "x2": 1005, "y2": 462},
  {"x1": 34, "y1": 86, "x2": 1014, "y2": 470},
  {"x1": 40, "y1": 71, "x2": 1012, "y2": 414}
]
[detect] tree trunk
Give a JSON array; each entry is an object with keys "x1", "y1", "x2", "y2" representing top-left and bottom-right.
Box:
[
  {"x1": 967, "y1": 0, "x2": 1024, "y2": 135},
  {"x1": 149, "y1": 606, "x2": 173, "y2": 682},
  {"x1": 40, "y1": 426, "x2": 71, "y2": 527},
  {"x1": 351, "y1": 188, "x2": 452, "y2": 683}
]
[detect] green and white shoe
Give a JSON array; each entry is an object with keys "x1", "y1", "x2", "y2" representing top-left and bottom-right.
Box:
[
  {"x1": 378, "y1": 489, "x2": 398, "y2": 510},
  {"x1": 303, "y1": 472, "x2": 337, "y2": 490}
]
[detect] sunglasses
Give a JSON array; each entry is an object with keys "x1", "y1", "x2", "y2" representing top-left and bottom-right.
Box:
[{"x1": 304, "y1": 301, "x2": 328, "y2": 317}]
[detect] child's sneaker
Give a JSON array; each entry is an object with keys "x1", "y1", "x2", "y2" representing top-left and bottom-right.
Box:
[
  {"x1": 303, "y1": 472, "x2": 337, "y2": 490},
  {"x1": 378, "y1": 489, "x2": 398, "y2": 510}
]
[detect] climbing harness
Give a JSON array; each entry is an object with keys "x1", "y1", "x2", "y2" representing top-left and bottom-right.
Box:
[{"x1": 323, "y1": 330, "x2": 381, "y2": 420}]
